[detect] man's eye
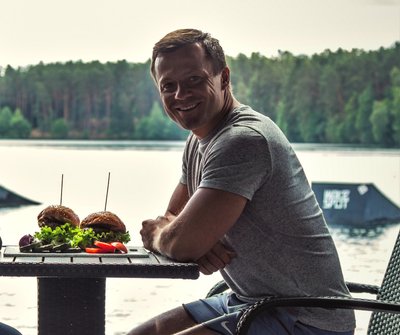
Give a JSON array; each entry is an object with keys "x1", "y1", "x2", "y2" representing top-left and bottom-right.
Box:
[
  {"x1": 189, "y1": 76, "x2": 202, "y2": 84},
  {"x1": 161, "y1": 83, "x2": 175, "y2": 92}
]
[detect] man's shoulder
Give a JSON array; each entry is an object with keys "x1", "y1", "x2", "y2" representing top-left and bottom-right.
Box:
[
  {"x1": 208, "y1": 125, "x2": 270, "y2": 166},
  {"x1": 230, "y1": 105, "x2": 270, "y2": 123},
  {"x1": 225, "y1": 106, "x2": 277, "y2": 135},
  {"x1": 215, "y1": 107, "x2": 270, "y2": 143}
]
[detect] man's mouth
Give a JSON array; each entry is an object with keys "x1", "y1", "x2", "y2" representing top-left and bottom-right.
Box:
[{"x1": 176, "y1": 103, "x2": 199, "y2": 112}]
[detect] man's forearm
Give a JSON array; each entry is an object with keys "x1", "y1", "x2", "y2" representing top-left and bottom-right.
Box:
[
  {"x1": 142, "y1": 187, "x2": 247, "y2": 262},
  {"x1": 154, "y1": 218, "x2": 195, "y2": 261},
  {"x1": 141, "y1": 214, "x2": 193, "y2": 261}
]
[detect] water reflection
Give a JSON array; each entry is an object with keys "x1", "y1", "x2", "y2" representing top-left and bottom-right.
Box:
[{"x1": 329, "y1": 223, "x2": 399, "y2": 240}]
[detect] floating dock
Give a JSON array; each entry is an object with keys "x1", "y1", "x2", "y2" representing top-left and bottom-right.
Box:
[{"x1": 0, "y1": 184, "x2": 41, "y2": 208}]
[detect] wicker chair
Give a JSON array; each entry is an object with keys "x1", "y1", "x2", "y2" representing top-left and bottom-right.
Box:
[{"x1": 206, "y1": 228, "x2": 400, "y2": 334}]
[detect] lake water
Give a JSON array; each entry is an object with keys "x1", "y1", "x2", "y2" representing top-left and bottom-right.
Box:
[{"x1": 0, "y1": 140, "x2": 399, "y2": 335}]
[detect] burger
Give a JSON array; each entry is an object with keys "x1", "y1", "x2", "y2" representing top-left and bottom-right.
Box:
[
  {"x1": 37, "y1": 205, "x2": 80, "y2": 229},
  {"x1": 19, "y1": 205, "x2": 82, "y2": 252},
  {"x1": 80, "y1": 211, "x2": 130, "y2": 244}
]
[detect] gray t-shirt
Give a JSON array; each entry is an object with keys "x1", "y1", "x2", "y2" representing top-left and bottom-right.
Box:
[{"x1": 180, "y1": 105, "x2": 355, "y2": 332}]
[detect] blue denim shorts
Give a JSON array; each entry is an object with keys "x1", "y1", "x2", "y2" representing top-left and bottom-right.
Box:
[{"x1": 183, "y1": 292, "x2": 354, "y2": 335}]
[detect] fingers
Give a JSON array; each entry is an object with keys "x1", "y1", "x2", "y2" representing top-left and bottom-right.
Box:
[
  {"x1": 211, "y1": 241, "x2": 236, "y2": 264},
  {"x1": 197, "y1": 256, "x2": 218, "y2": 275},
  {"x1": 197, "y1": 242, "x2": 237, "y2": 275},
  {"x1": 140, "y1": 219, "x2": 158, "y2": 251},
  {"x1": 198, "y1": 264, "x2": 213, "y2": 275},
  {"x1": 197, "y1": 254, "x2": 227, "y2": 275},
  {"x1": 204, "y1": 251, "x2": 225, "y2": 272},
  {"x1": 140, "y1": 216, "x2": 172, "y2": 252}
]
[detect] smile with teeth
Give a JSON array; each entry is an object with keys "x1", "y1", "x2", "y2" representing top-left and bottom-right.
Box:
[{"x1": 177, "y1": 103, "x2": 198, "y2": 112}]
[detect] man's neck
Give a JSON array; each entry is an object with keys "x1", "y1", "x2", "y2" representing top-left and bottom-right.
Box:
[{"x1": 195, "y1": 97, "x2": 241, "y2": 140}]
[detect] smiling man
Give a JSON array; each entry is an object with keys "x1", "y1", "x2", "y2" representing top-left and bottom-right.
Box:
[
  {"x1": 153, "y1": 40, "x2": 236, "y2": 139},
  {"x1": 128, "y1": 29, "x2": 356, "y2": 335}
]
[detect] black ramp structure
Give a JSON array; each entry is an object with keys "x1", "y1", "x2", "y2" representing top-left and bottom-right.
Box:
[
  {"x1": 311, "y1": 182, "x2": 400, "y2": 226},
  {"x1": 0, "y1": 184, "x2": 41, "y2": 208}
]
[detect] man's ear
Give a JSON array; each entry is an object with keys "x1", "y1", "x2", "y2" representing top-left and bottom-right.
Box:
[{"x1": 220, "y1": 67, "x2": 230, "y2": 90}]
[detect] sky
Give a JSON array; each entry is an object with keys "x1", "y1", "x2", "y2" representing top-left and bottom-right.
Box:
[{"x1": 1, "y1": 0, "x2": 400, "y2": 69}]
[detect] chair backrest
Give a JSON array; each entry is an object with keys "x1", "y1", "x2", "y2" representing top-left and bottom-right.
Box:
[{"x1": 367, "y1": 228, "x2": 400, "y2": 334}]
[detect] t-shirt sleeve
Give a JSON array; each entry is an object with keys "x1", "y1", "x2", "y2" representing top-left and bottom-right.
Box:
[
  {"x1": 180, "y1": 134, "x2": 193, "y2": 185},
  {"x1": 180, "y1": 152, "x2": 187, "y2": 185},
  {"x1": 199, "y1": 127, "x2": 271, "y2": 200}
]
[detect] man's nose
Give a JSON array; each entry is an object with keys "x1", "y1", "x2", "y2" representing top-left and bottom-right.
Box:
[{"x1": 175, "y1": 84, "x2": 190, "y2": 100}]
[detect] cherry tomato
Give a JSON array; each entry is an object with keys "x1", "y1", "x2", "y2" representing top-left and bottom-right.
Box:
[
  {"x1": 111, "y1": 242, "x2": 128, "y2": 253},
  {"x1": 85, "y1": 247, "x2": 105, "y2": 254},
  {"x1": 93, "y1": 241, "x2": 116, "y2": 252}
]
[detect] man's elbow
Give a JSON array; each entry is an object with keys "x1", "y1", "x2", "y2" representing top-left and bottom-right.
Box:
[
  {"x1": 159, "y1": 227, "x2": 205, "y2": 261},
  {"x1": 167, "y1": 241, "x2": 204, "y2": 262}
]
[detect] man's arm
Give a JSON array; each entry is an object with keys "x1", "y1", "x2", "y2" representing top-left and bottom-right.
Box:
[
  {"x1": 140, "y1": 185, "x2": 247, "y2": 262},
  {"x1": 164, "y1": 182, "x2": 190, "y2": 218}
]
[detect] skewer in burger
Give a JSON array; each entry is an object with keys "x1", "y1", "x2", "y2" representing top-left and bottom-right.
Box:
[{"x1": 80, "y1": 211, "x2": 130, "y2": 244}]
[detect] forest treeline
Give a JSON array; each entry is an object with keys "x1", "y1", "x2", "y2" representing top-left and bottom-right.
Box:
[{"x1": 0, "y1": 42, "x2": 399, "y2": 147}]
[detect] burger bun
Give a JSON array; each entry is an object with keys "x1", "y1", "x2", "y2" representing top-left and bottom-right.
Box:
[
  {"x1": 80, "y1": 211, "x2": 126, "y2": 233},
  {"x1": 37, "y1": 205, "x2": 80, "y2": 229}
]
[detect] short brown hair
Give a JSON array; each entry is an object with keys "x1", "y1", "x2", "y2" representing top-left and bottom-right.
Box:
[{"x1": 150, "y1": 29, "x2": 227, "y2": 80}]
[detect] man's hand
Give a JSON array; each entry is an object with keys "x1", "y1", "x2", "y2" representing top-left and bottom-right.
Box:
[
  {"x1": 196, "y1": 241, "x2": 236, "y2": 275},
  {"x1": 140, "y1": 215, "x2": 171, "y2": 253}
]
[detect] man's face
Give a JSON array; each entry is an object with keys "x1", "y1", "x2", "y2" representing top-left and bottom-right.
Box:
[{"x1": 154, "y1": 43, "x2": 228, "y2": 139}]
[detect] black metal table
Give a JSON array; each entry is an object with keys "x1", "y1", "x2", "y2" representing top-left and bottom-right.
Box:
[{"x1": 0, "y1": 246, "x2": 199, "y2": 335}]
